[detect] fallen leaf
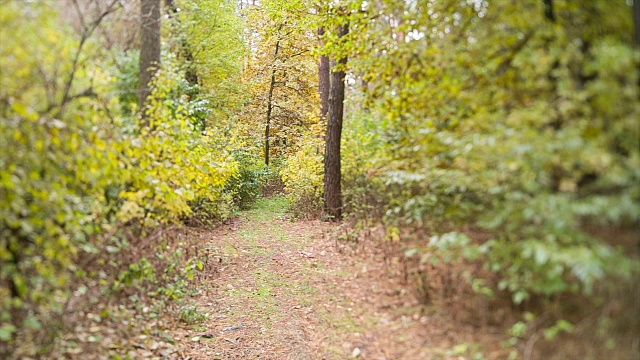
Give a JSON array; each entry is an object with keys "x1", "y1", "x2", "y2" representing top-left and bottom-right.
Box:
[{"x1": 352, "y1": 347, "x2": 361, "y2": 358}]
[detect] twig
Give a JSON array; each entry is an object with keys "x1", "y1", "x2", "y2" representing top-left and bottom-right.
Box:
[{"x1": 524, "y1": 331, "x2": 541, "y2": 360}]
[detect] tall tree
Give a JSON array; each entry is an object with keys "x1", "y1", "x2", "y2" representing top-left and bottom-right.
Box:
[
  {"x1": 323, "y1": 22, "x2": 348, "y2": 220},
  {"x1": 239, "y1": 0, "x2": 317, "y2": 166},
  {"x1": 138, "y1": 0, "x2": 162, "y2": 120}
]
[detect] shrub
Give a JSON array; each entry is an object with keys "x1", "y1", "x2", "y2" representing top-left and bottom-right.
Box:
[
  {"x1": 225, "y1": 147, "x2": 268, "y2": 210},
  {"x1": 0, "y1": 3, "x2": 236, "y2": 345},
  {"x1": 281, "y1": 123, "x2": 324, "y2": 218}
]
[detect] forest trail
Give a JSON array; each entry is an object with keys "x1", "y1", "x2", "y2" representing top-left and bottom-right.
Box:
[{"x1": 177, "y1": 197, "x2": 470, "y2": 359}]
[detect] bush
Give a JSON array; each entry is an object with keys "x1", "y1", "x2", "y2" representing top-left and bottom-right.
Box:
[
  {"x1": 0, "y1": 2, "x2": 237, "y2": 345},
  {"x1": 339, "y1": 0, "x2": 640, "y2": 305},
  {"x1": 341, "y1": 112, "x2": 387, "y2": 219},
  {"x1": 0, "y1": 2, "x2": 124, "y2": 340},
  {"x1": 281, "y1": 123, "x2": 324, "y2": 218},
  {"x1": 225, "y1": 147, "x2": 268, "y2": 209}
]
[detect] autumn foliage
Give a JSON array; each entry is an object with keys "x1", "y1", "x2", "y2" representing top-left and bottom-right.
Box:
[{"x1": 1, "y1": 0, "x2": 639, "y2": 358}]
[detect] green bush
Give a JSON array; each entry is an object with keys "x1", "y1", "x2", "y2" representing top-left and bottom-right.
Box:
[
  {"x1": 226, "y1": 147, "x2": 268, "y2": 209},
  {"x1": 341, "y1": 112, "x2": 387, "y2": 219},
  {"x1": 338, "y1": 0, "x2": 640, "y2": 304},
  {"x1": 281, "y1": 123, "x2": 324, "y2": 218}
]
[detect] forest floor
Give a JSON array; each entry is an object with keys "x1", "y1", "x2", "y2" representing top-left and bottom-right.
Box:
[
  {"x1": 173, "y1": 197, "x2": 503, "y2": 359},
  {"x1": 39, "y1": 196, "x2": 636, "y2": 360},
  {"x1": 39, "y1": 196, "x2": 507, "y2": 360}
]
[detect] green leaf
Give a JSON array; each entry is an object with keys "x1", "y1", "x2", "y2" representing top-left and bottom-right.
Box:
[
  {"x1": 513, "y1": 290, "x2": 528, "y2": 305},
  {"x1": 0, "y1": 323, "x2": 17, "y2": 341}
]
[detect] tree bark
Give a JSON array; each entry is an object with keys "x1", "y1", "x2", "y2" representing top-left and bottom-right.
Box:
[
  {"x1": 318, "y1": 27, "x2": 330, "y2": 120},
  {"x1": 323, "y1": 22, "x2": 348, "y2": 221},
  {"x1": 138, "y1": 0, "x2": 162, "y2": 123}
]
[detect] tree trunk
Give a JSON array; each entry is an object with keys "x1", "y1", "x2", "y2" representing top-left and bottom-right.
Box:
[
  {"x1": 265, "y1": 24, "x2": 283, "y2": 166},
  {"x1": 543, "y1": 0, "x2": 555, "y2": 22},
  {"x1": 323, "y1": 23, "x2": 348, "y2": 221},
  {"x1": 265, "y1": 63, "x2": 275, "y2": 166},
  {"x1": 138, "y1": 0, "x2": 162, "y2": 124},
  {"x1": 318, "y1": 27, "x2": 330, "y2": 120}
]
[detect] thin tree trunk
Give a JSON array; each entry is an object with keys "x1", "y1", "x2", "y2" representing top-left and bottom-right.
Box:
[
  {"x1": 265, "y1": 64, "x2": 276, "y2": 165},
  {"x1": 139, "y1": 0, "x2": 162, "y2": 124},
  {"x1": 323, "y1": 22, "x2": 348, "y2": 221},
  {"x1": 265, "y1": 24, "x2": 283, "y2": 166},
  {"x1": 543, "y1": 0, "x2": 555, "y2": 23},
  {"x1": 318, "y1": 27, "x2": 330, "y2": 120}
]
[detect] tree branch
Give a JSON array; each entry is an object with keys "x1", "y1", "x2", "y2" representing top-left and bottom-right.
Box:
[{"x1": 54, "y1": 0, "x2": 121, "y2": 118}]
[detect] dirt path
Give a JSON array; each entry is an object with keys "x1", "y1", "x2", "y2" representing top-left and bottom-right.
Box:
[{"x1": 173, "y1": 197, "x2": 485, "y2": 360}]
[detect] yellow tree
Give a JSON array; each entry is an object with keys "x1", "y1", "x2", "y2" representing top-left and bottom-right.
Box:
[{"x1": 240, "y1": 0, "x2": 318, "y2": 166}]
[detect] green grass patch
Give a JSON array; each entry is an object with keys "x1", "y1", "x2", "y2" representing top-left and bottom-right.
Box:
[{"x1": 244, "y1": 196, "x2": 289, "y2": 222}]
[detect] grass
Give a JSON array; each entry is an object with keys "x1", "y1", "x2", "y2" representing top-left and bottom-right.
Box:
[
  {"x1": 235, "y1": 197, "x2": 292, "y2": 257},
  {"x1": 244, "y1": 197, "x2": 289, "y2": 222},
  {"x1": 219, "y1": 225, "x2": 288, "y2": 325},
  {"x1": 249, "y1": 270, "x2": 286, "y2": 322}
]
